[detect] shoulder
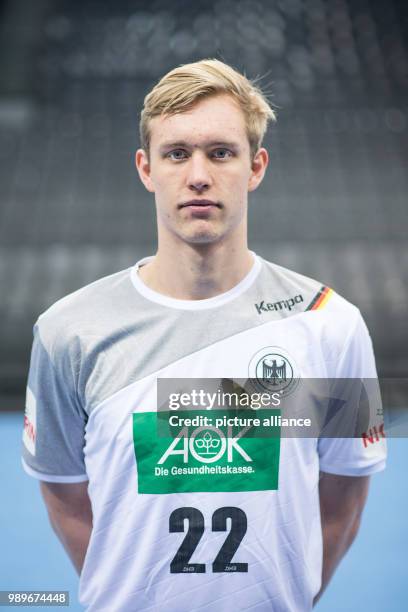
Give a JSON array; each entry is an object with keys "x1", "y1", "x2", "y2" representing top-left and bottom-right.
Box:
[
  {"x1": 259, "y1": 256, "x2": 361, "y2": 321},
  {"x1": 259, "y1": 258, "x2": 376, "y2": 378},
  {"x1": 35, "y1": 266, "x2": 134, "y2": 359},
  {"x1": 257, "y1": 257, "x2": 369, "y2": 363}
]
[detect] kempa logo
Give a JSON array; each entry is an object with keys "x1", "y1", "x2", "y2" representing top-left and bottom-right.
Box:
[
  {"x1": 254, "y1": 294, "x2": 303, "y2": 315},
  {"x1": 158, "y1": 426, "x2": 252, "y2": 465}
]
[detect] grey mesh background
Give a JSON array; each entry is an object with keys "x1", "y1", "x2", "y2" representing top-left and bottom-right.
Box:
[{"x1": 0, "y1": 0, "x2": 407, "y2": 409}]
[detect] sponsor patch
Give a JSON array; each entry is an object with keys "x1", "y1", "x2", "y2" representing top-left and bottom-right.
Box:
[{"x1": 133, "y1": 410, "x2": 281, "y2": 494}]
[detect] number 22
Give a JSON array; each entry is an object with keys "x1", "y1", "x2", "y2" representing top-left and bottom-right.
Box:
[{"x1": 169, "y1": 506, "x2": 248, "y2": 574}]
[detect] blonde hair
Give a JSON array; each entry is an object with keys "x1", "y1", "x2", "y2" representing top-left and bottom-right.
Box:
[{"x1": 140, "y1": 59, "x2": 276, "y2": 160}]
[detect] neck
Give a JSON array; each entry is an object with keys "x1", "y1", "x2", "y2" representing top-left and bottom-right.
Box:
[{"x1": 138, "y1": 238, "x2": 254, "y2": 300}]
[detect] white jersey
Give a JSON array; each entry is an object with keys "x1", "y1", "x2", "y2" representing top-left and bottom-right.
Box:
[{"x1": 22, "y1": 253, "x2": 386, "y2": 611}]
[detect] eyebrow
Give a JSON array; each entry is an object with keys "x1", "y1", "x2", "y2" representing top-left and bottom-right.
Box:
[{"x1": 159, "y1": 140, "x2": 241, "y2": 153}]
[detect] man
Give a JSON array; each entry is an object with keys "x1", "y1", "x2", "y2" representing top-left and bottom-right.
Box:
[{"x1": 22, "y1": 59, "x2": 386, "y2": 611}]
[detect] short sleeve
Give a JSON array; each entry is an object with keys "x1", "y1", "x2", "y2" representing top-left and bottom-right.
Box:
[
  {"x1": 21, "y1": 322, "x2": 89, "y2": 482},
  {"x1": 317, "y1": 311, "x2": 387, "y2": 476}
]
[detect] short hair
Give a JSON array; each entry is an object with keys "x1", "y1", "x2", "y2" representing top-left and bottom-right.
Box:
[{"x1": 140, "y1": 59, "x2": 276, "y2": 160}]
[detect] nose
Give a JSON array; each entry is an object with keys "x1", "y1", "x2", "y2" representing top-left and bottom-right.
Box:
[{"x1": 187, "y1": 151, "x2": 212, "y2": 193}]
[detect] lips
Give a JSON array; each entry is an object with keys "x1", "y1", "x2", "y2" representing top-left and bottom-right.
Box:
[{"x1": 179, "y1": 199, "x2": 221, "y2": 208}]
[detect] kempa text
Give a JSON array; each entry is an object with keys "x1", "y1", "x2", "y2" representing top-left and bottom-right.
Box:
[{"x1": 255, "y1": 295, "x2": 303, "y2": 315}]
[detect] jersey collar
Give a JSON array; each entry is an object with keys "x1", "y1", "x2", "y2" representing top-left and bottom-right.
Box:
[{"x1": 130, "y1": 251, "x2": 262, "y2": 310}]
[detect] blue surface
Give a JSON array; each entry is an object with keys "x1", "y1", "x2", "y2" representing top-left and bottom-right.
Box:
[
  {"x1": 0, "y1": 414, "x2": 82, "y2": 612},
  {"x1": 1, "y1": 413, "x2": 406, "y2": 611},
  {"x1": 315, "y1": 439, "x2": 407, "y2": 612}
]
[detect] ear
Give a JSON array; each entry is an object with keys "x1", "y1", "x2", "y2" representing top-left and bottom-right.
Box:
[
  {"x1": 248, "y1": 148, "x2": 269, "y2": 192},
  {"x1": 135, "y1": 149, "x2": 155, "y2": 193}
]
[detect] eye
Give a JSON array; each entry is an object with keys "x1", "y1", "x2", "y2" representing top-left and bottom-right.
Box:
[
  {"x1": 211, "y1": 148, "x2": 233, "y2": 160},
  {"x1": 167, "y1": 149, "x2": 188, "y2": 161}
]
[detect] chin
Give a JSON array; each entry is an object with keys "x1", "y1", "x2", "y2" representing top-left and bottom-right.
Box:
[{"x1": 182, "y1": 231, "x2": 222, "y2": 245}]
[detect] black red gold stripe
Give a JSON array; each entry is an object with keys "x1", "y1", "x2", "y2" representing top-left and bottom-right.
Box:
[{"x1": 306, "y1": 286, "x2": 333, "y2": 311}]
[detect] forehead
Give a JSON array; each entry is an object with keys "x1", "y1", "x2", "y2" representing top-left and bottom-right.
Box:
[{"x1": 149, "y1": 94, "x2": 248, "y2": 148}]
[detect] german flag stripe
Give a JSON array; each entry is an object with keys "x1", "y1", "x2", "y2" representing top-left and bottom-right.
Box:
[{"x1": 306, "y1": 286, "x2": 333, "y2": 311}]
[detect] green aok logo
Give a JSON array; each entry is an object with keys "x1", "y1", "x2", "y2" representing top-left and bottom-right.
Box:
[{"x1": 158, "y1": 426, "x2": 252, "y2": 465}]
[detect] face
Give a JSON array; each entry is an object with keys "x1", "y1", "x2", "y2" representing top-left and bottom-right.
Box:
[{"x1": 136, "y1": 94, "x2": 268, "y2": 247}]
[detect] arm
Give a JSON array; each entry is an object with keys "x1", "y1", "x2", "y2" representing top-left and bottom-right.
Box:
[
  {"x1": 40, "y1": 481, "x2": 93, "y2": 575},
  {"x1": 313, "y1": 472, "x2": 370, "y2": 606}
]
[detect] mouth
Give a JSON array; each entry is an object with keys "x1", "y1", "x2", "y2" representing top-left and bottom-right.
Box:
[{"x1": 179, "y1": 199, "x2": 221, "y2": 211}]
